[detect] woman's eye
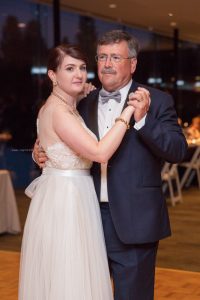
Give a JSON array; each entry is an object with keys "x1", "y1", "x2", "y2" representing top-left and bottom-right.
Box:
[
  {"x1": 80, "y1": 65, "x2": 87, "y2": 71},
  {"x1": 66, "y1": 67, "x2": 74, "y2": 71}
]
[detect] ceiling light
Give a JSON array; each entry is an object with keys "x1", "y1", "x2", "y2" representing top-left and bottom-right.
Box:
[
  {"x1": 31, "y1": 67, "x2": 47, "y2": 75},
  {"x1": 170, "y1": 21, "x2": 177, "y2": 27},
  {"x1": 168, "y1": 13, "x2": 173, "y2": 17},
  {"x1": 109, "y1": 4, "x2": 117, "y2": 9},
  {"x1": 18, "y1": 22, "x2": 26, "y2": 28}
]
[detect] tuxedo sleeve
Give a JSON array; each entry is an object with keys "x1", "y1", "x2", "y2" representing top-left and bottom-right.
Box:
[{"x1": 138, "y1": 92, "x2": 188, "y2": 163}]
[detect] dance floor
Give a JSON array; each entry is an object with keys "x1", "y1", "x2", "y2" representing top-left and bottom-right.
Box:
[{"x1": 0, "y1": 250, "x2": 200, "y2": 300}]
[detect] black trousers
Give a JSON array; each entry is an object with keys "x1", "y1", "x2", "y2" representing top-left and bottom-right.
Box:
[{"x1": 100, "y1": 203, "x2": 159, "y2": 300}]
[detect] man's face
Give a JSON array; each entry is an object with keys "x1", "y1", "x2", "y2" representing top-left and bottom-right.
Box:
[{"x1": 97, "y1": 41, "x2": 137, "y2": 91}]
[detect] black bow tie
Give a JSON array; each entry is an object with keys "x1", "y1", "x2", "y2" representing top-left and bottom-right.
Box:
[{"x1": 99, "y1": 89, "x2": 121, "y2": 104}]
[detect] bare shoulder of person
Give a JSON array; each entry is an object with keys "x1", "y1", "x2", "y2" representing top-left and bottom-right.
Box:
[{"x1": 52, "y1": 103, "x2": 80, "y2": 129}]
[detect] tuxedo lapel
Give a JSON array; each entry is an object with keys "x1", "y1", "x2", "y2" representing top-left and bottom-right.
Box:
[{"x1": 88, "y1": 92, "x2": 100, "y2": 140}]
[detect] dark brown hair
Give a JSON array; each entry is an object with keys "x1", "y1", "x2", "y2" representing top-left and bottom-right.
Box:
[
  {"x1": 47, "y1": 44, "x2": 87, "y2": 72},
  {"x1": 97, "y1": 30, "x2": 139, "y2": 58}
]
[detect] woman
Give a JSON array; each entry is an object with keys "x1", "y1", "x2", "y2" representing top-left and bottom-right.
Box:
[{"x1": 18, "y1": 44, "x2": 134, "y2": 300}]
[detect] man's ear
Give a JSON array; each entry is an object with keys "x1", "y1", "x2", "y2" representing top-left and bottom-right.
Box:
[{"x1": 131, "y1": 58, "x2": 137, "y2": 75}]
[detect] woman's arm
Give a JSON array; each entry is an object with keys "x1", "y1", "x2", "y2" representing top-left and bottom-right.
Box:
[{"x1": 53, "y1": 105, "x2": 134, "y2": 163}]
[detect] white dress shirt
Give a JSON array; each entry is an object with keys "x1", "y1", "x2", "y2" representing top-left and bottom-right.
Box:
[{"x1": 98, "y1": 80, "x2": 146, "y2": 202}]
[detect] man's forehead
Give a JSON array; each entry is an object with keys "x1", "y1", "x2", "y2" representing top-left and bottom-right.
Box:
[{"x1": 97, "y1": 41, "x2": 128, "y2": 52}]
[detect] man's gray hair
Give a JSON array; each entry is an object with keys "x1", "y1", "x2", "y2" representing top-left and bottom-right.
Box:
[{"x1": 97, "y1": 30, "x2": 139, "y2": 58}]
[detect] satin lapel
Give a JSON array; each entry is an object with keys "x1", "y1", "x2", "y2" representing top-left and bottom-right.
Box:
[{"x1": 88, "y1": 92, "x2": 100, "y2": 140}]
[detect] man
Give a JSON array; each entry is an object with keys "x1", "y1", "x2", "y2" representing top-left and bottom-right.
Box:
[{"x1": 34, "y1": 30, "x2": 187, "y2": 299}]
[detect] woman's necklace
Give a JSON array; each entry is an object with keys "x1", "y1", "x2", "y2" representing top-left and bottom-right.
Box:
[{"x1": 51, "y1": 91, "x2": 80, "y2": 118}]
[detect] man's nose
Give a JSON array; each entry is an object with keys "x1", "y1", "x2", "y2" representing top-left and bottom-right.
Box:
[{"x1": 104, "y1": 56, "x2": 113, "y2": 67}]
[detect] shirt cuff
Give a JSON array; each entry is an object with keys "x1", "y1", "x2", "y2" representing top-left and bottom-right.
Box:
[{"x1": 134, "y1": 114, "x2": 147, "y2": 130}]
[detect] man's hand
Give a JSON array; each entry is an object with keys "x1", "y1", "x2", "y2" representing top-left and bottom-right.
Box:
[
  {"x1": 127, "y1": 87, "x2": 151, "y2": 123},
  {"x1": 78, "y1": 82, "x2": 96, "y2": 102},
  {"x1": 33, "y1": 139, "x2": 48, "y2": 168}
]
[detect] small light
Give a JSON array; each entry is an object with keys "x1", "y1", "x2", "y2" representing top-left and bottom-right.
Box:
[
  {"x1": 156, "y1": 78, "x2": 162, "y2": 84},
  {"x1": 148, "y1": 78, "x2": 156, "y2": 84},
  {"x1": 87, "y1": 72, "x2": 95, "y2": 79},
  {"x1": 170, "y1": 21, "x2": 177, "y2": 27},
  {"x1": 31, "y1": 66, "x2": 47, "y2": 75},
  {"x1": 18, "y1": 22, "x2": 26, "y2": 28},
  {"x1": 177, "y1": 80, "x2": 185, "y2": 86},
  {"x1": 194, "y1": 81, "x2": 200, "y2": 87},
  {"x1": 147, "y1": 77, "x2": 162, "y2": 84},
  {"x1": 168, "y1": 13, "x2": 173, "y2": 17},
  {"x1": 171, "y1": 77, "x2": 175, "y2": 82},
  {"x1": 109, "y1": 4, "x2": 117, "y2": 8}
]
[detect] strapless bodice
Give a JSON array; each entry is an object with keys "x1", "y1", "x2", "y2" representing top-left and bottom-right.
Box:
[{"x1": 45, "y1": 142, "x2": 93, "y2": 170}]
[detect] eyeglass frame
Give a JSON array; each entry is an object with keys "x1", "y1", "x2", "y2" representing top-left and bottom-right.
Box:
[{"x1": 95, "y1": 54, "x2": 136, "y2": 63}]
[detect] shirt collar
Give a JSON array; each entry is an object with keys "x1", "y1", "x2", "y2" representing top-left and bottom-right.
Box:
[
  {"x1": 119, "y1": 79, "x2": 132, "y2": 101},
  {"x1": 100, "y1": 79, "x2": 132, "y2": 102}
]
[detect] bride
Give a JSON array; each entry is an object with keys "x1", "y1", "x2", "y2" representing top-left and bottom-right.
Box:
[{"x1": 18, "y1": 44, "x2": 134, "y2": 300}]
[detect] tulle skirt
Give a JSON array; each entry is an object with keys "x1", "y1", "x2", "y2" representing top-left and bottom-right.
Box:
[{"x1": 18, "y1": 168, "x2": 113, "y2": 300}]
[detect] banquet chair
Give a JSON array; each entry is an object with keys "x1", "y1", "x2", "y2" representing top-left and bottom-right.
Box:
[
  {"x1": 180, "y1": 146, "x2": 200, "y2": 189},
  {"x1": 161, "y1": 162, "x2": 182, "y2": 206}
]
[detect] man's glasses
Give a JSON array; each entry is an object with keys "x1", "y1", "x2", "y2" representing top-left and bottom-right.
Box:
[{"x1": 95, "y1": 54, "x2": 135, "y2": 63}]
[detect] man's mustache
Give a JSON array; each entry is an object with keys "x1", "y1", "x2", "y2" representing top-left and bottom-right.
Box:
[{"x1": 101, "y1": 68, "x2": 116, "y2": 74}]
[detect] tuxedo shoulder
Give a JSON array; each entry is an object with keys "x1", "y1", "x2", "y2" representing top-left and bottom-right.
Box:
[
  {"x1": 78, "y1": 89, "x2": 99, "y2": 110},
  {"x1": 135, "y1": 82, "x2": 171, "y2": 97},
  {"x1": 134, "y1": 81, "x2": 173, "y2": 106},
  {"x1": 86, "y1": 88, "x2": 100, "y2": 101}
]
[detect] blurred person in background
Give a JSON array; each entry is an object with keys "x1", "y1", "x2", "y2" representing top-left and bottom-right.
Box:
[{"x1": 186, "y1": 116, "x2": 200, "y2": 139}]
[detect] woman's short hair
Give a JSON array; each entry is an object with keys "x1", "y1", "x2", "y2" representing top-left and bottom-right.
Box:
[{"x1": 47, "y1": 44, "x2": 87, "y2": 72}]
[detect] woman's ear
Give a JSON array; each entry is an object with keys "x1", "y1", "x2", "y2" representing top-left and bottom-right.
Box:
[{"x1": 48, "y1": 70, "x2": 57, "y2": 87}]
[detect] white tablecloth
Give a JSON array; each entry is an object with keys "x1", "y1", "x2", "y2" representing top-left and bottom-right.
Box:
[{"x1": 0, "y1": 170, "x2": 21, "y2": 234}]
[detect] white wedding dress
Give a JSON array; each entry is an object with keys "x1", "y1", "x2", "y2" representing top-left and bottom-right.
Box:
[{"x1": 18, "y1": 103, "x2": 113, "y2": 300}]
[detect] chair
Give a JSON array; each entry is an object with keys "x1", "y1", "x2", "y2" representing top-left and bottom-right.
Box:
[
  {"x1": 161, "y1": 162, "x2": 182, "y2": 206},
  {"x1": 180, "y1": 146, "x2": 200, "y2": 189}
]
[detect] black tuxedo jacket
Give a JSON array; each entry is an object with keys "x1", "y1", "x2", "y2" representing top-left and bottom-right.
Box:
[{"x1": 78, "y1": 81, "x2": 188, "y2": 244}]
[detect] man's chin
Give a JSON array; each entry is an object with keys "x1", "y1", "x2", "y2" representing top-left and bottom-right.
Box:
[{"x1": 101, "y1": 80, "x2": 118, "y2": 91}]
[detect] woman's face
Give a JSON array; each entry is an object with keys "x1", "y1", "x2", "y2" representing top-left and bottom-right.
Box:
[{"x1": 51, "y1": 55, "x2": 87, "y2": 96}]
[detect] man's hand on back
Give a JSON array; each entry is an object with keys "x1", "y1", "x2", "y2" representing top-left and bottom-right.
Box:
[{"x1": 33, "y1": 138, "x2": 47, "y2": 168}]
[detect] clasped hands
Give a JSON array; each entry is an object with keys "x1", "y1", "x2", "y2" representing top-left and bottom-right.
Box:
[{"x1": 127, "y1": 87, "x2": 151, "y2": 123}]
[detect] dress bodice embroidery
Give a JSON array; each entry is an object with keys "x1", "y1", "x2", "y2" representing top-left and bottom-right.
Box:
[{"x1": 45, "y1": 141, "x2": 92, "y2": 170}]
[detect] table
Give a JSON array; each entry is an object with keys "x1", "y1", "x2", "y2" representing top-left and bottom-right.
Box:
[
  {"x1": 0, "y1": 132, "x2": 12, "y2": 168},
  {"x1": 0, "y1": 170, "x2": 21, "y2": 234}
]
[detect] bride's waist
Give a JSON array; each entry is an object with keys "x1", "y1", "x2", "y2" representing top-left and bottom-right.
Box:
[{"x1": 42, "y1": 167, "x2": 90, "y2": 177}]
